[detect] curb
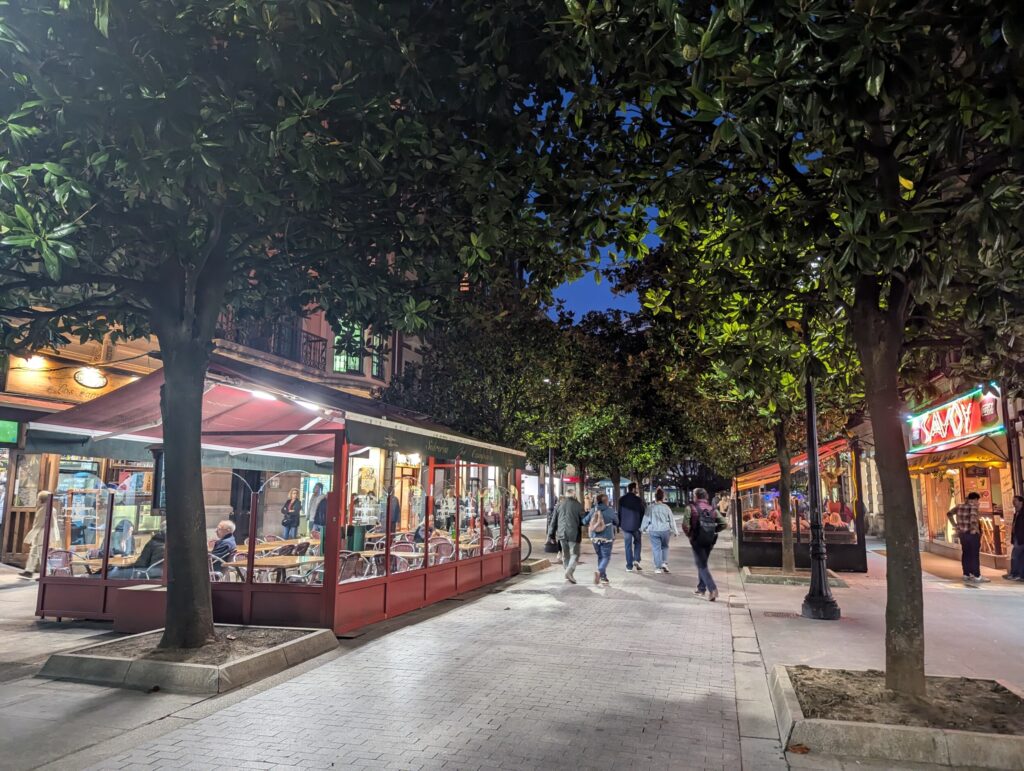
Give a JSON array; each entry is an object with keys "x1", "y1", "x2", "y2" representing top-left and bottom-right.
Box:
[
  {"x1": 740, "y1": 566, "x2": 849, "y2": 588},
  {"x1": 768, "y1": 664, "x2": 1024, "y2": 769},
  {"x1": 39, "y1": 625, "x2": 338, "y2": 694}
]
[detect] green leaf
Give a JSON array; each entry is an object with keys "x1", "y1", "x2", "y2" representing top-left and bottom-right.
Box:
[
  {"x1": 14, "y1": 204, "x2": 32, "y2": 229},
  {"x1": 866, "y1": 58, "x2": 884, "y2": 98}
]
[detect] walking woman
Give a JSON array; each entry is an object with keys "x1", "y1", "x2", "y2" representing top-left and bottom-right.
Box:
[
  {"x1": 688, "y1": 488, "x2": 721, "y2": 601},
  {"x1": 20, "y1": 491, "x2": 61, "y2": 579},
  {"x1": 640, "y1": 488, "x2": 678, "y2": 573},
  {"x1": 582, "y1": 493, "x2": 619, "y2": 585},
  {"x1": 281, "y1": 488, "x2": 302, "y2": 539}
]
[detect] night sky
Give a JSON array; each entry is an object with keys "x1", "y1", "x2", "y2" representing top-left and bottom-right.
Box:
[{"x1": 552, "y1": 269, "x2": 639, "y2": 319}]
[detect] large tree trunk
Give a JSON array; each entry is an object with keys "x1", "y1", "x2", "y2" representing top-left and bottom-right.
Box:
[
  {"x1": 851, "y1": 277, "x2": 925, "y2": 697},
  {"x1": 157, "y1": 335, "x2": 216, "y2": 648},
  {"x1": 773, "y1": 418, "x2": 795, "y2": 574}
]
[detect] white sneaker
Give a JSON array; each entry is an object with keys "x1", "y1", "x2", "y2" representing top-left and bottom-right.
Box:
[
  {"x1": 661, "y1": 565, "x2": 670, "y2": 573},
  {"x1": 625, "y1": 566, "x2": 634, "y2": 573},
  {"x1": 655, "y1": 568, "x2": 665, "y2": 574},
  {"x1": 963, "y1": 575, "x2": 973, "y2": 582},
  {"x1": 974, "y1": 576, "x2": 991, "y2": 583},
  {"x1": 634, "y1": 563, "x2": 643, "y2": 571}
]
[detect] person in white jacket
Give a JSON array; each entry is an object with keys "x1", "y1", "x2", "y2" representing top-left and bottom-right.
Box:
[
  {"x1": 640, "y1": 488, "x2": 679, "y2": 573},
  {"x1": 21, "y1": 491, "x2": 61, "y2": 578}
]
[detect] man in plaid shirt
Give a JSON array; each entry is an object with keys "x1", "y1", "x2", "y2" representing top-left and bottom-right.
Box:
[{"x1": 947, "y1": 492, "x2": 989, "y2": 583}]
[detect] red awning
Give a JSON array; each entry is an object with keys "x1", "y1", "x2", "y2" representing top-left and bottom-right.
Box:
[
  {"x1": 735, "y1": 438, "x2": 849, "y2": 491},
  {"x1": 33, "y1": 370, "x2": 346, "y2": 461}
]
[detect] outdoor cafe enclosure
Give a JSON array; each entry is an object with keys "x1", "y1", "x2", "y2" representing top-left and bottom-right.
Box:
[{"x1": 24, "y1": 359, "x2": 524, "y2": 635}]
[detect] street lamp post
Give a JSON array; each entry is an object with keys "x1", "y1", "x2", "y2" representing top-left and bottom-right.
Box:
[{"x1": 801, "y1": 348, "x2": 841, "y2": 621}]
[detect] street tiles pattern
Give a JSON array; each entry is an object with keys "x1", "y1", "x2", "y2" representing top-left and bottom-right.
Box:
[{"x1": 92, "y1": 543, "x2": 740, "y2": 771}]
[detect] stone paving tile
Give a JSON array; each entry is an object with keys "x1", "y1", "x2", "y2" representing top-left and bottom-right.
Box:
[{"x1": 90, "y1": 528, "x2": 745, "y2": 771}]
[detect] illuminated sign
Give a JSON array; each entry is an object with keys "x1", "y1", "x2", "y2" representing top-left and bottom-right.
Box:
[
  {"x1": 908, "y1": 387, "x2": 1003, "y2": 453},
  {"x1": 0, "y1": 419, "x2": 22, "y2": 448}
]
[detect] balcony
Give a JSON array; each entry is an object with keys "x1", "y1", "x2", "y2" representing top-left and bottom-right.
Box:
[{"x1": 216, "y1": 313, "x2": 328, "y2": 371}]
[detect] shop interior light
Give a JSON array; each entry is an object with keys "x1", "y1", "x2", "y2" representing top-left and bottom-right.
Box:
[
  {"x1": 249, "y1": 389, "x2": 277, "y2": 401},
  {"x1": 296, "y1": 400, "x2": 320, "y2": 411},
  {"x1": 24, "y1": 355, "x2": 47, "y2": 370},
  {"x1": 74, "y1": 366, "x2": 108, "y2": 389}
]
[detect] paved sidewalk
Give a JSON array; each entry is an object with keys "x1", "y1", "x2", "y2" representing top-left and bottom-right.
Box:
[{"x1": 86, "y1": 529, "x2": 765, "y2": 771}]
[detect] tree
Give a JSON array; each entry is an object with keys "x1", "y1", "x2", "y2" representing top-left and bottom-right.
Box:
[
  {"x1": 0, "y1": 0, "x2": 606, "y2": 647},
  {"x1": 565, "y1": 0, "x2": 1024, "y2": 695}
]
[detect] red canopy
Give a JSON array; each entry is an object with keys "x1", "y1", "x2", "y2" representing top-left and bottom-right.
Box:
[
  {"x1": 735, "y1": 438, "x2": 849, "y2": 491},
  {"x1": 33, "y1": 370, "x2": 346, "y2": 461}
]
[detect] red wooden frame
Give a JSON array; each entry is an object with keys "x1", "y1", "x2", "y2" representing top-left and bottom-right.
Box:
[{"x1": 35, "y1": 428, "x2": 523, "y2": 635}]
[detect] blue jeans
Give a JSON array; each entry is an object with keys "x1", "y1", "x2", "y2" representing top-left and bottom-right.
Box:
[
  {"x1": 649, "y1": 530, "x2": 671, "y2": 568},
  {"x1": 592, "y1": 541, "x2": 612, "y2": 579},
  {"x1": 622, "y1": 530, "x2": 642, "y2": 569},
  {"x1": 1010, "y1": 544, "x2": 1024, "y2": 578},
  {"x1": 692, "y1": 542, "x2": 717, "y2": 593},
  {"x1": 283, "y1": 525, "x2": 298, "y2": 539}
]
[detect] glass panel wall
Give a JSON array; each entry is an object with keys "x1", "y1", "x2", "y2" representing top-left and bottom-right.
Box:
[
  {"x1": 46, "y1": 457, "x2": 110, "y2": 578},
  {"x1": 429, "y1": 463, "x2": 458, "y2": 566},
  {"x1": 388, "y1": 452, "x2": 426, "y2": 575},
  {"x1": 459, "y1": 461, "x2": 480, "y2": 558},
  {"x1": 250, "y1": 469, "x2": 327, "y2": 585}
]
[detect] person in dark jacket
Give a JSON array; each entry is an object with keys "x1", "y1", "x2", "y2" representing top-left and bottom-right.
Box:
[
  {"x1": 109, "y1": 529, "x2": 165, "y2": 579},
  {"x1": 547, "y1": 494, "x2": 584, "y2": 583},
  {"x1": 210, "y1": 520, "x2": 237, "y2": 563},
  {"x1": 1005, "y1": 495, "x2": 1024, "y2": 580},
  {"x1": 687, "y1": 488, "x2": 719, "y2": 601},
  {"x1": 618, "y1": 482, "x2": 646, "y2": 572},
  {"x1": 281, "y1": 488, "x2": 302, "y2": 539}
]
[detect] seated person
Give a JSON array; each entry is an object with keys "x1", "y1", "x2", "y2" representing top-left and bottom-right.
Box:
[
  {"x1": 109, "y1": 529, "x2": 165, "y2": 579},
  {"x1": 210, "y1": 520, "x2": 237, "y2": 562},
  {"x1": 824, "y1": 510, "x2": 846, "y2": 530}
]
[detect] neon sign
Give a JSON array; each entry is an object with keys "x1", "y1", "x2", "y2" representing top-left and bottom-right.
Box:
[{"x1": 908, "y1": 387, "x2": 1002, "y2": 453}]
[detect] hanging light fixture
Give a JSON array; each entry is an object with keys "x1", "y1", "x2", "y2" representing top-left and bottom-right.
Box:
[
  {"x1": 74, "y1": 366, "x2": 108, "y2": 389},
  {"x1": 24, "y1": 355, "x2": 47, "y2": 370}
]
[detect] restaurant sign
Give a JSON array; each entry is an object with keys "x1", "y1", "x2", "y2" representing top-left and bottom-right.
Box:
[{"x1": 907, "y1": 386, "x2": 1003, "y2": 453}]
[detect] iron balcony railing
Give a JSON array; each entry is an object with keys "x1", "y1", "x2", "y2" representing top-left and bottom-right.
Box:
[{"x1": 216, "y1": 313, "x2": 328, "y2": 371}]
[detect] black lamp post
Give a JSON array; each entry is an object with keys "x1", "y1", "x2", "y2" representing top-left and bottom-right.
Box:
[{"x1": 801, "y1": 319, "x2": 841, "y2": 621}]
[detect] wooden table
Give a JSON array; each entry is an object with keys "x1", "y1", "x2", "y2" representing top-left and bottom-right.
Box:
[
  {"x1": 234, "y1": 538, "x2": 313, "y2": 556},
  {"x1": 356, "y1": 548, "x2": 425, "y2": 575},
  {"x1": 225, "y1": 555, "x2": 323, "y2": 582},
  {"x1": 79, "y1": 555, "x2": 137, "y2": 573}
]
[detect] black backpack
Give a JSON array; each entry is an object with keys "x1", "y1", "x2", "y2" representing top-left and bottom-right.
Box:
[{"x1": 694, "y1": 503, "x2": 718, "y2": 546}]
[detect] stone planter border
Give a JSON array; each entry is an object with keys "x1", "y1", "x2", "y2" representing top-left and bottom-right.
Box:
[
  {"x1": 39, "y1": 625, "x2": 338, "y2": 694},
  {"x1": 768, "y1": 664, "x2": 1024, "y2": 770},
  {"x1": 741, "y1": 566, "x2": 848, "y2": 588}
]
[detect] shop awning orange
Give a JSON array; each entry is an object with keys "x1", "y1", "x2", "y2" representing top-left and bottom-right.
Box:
[
  {"x1": 906, "y1": 433, "x2": 1009, "y2": 473},
  {"x1": 735, "y1": 438, "x2": 849, "y2": 492}
]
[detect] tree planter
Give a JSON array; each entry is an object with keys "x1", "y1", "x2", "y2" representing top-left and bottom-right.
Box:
[
  {"x1": 39, "y1": 625, "x2": 337, "y2": 694},
  {"x1": 741, "y1": 566, "x2": 848, "y2": 588},
  {"x1": 769, "y1": 665, "x2": 1024, "y2": 769}
]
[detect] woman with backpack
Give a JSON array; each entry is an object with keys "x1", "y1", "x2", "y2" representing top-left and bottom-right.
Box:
[
  {"x1": 582, "y1": 493, "x2": 619, "y2": 585},
  {"x1": 640, "y1": 487, "x2": 679, "y2": 573},
  {"x1": 688, "y1": 487, "x2": 721, "y2": 601}
]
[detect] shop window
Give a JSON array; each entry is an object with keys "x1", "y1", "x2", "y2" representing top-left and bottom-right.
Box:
[
  {"x1": 333, "y1": 320, "x2": 364, "y2": 374},
  {"x1": 429, "y1": 464, "x2": 459, "y2": 566},
  {"x1": 343, "y1": 446, "x2": 386, "y2": 582}
]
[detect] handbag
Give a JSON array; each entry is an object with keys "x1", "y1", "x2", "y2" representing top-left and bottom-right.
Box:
[{"x1": 543, "y1": 538, "x2": 561, "y2": 554}]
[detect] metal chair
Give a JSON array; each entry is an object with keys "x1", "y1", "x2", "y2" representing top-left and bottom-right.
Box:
[
  {"x1": 429, "y1": 538, "x2": 455, "y2": 564},
  {"x1": 338, "y1": 550, "x2": 370, "y2": 582},
  {"x1": 263, "y1": 534, "x2": 284, "y2": 542},
  {"x1": 293, "y1": 541, "x2": 311, "y2": 556}
]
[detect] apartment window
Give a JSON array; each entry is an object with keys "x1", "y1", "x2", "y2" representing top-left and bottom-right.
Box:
[
  {"x1": 333, "y1": 320, "x2": 363, "y2": 374},
  {"x1": 370, "y1": 334, "x2": 385, "y2": 380}
]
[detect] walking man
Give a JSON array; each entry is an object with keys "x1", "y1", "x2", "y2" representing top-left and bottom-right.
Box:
[
  {"x1": 1005, "y1": 495, "x2": 1024, "y2": 581},
  {"x1": 547, "y1": 494, "x2": 584, "y2": 584},
  {"x1": 948, "y1": 491, "x2": 989, "y2": 583},
  {"x1": 619, "y1": 482, "x2": 646, "y2": 572},
  {"x1": 688, "y1": 488, "x2": 720, "y2": 601}
]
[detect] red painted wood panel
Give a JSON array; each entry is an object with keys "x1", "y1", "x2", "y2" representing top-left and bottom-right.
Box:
[
  {"x1": 39, "y1": 581, "x2": 108, "y2": 620},
  {"x1": 251, "y1": 589, "x2": 322, "y2": 627},
  {"x1": 482, "y1": 553, "x2": 504, "y2": 584},
  {"x1": 456, "y1": 561, "x2": 482, "y2": 593},
  {"x1": 386, "y1": 574, "x2": 425, "y2": 617},
  {"x1": 334, "y1": 583, "x2": 386, "y2": 634},
  {"x1": 425, "y1": 566, "x2": 457, "y2": 603}
]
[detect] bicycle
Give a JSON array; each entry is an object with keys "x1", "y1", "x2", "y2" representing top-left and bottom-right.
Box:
[{"x1": 519, "y1": 534, "x2": 532, "y2": 562}]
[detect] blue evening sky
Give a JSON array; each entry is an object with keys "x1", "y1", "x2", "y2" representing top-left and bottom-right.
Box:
[{"x1": 552, "y1": 261, "x2": 640, "y2": 318}]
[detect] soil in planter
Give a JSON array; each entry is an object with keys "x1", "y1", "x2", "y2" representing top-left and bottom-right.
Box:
[
  {"x1": 80, "y1": 627, "x2": 306, "y2": 665},
  {"x1": 789, "y1": 666, "x2": 1024, "y2": 735}
]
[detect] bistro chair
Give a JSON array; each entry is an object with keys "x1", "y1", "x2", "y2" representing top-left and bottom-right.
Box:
[
  {"x1": 481, "y1": 536, "x2": 495, "y2": 553},
  {"x1": 389, "y1": 554, "x2": 411, "y2": 574},
  {"x1": 429, "y1": 538, "x2": 455, "y2": 564},
  {"x1": 45, "y1": 550, "x2": 75, "y2": 577},
  {"x1": 132, "y1": 559, "x2": 164, "y2": 580},
  {"x1": 338, "y1": 550, "x2": 370, "y2": 583},
  {"x1": 293, "y1": 541, "x2": 311, "y2": 556},
  {"x1": 263, "y1": 534, "x2": 284, "y2": 543},
  {"x1": 392, "y1": 532, "x2": 413, "y2": 545}
]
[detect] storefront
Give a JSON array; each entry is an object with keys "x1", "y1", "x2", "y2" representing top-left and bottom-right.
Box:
[
  {"x1": 21, "y1": 358, "x2": 524, "y2": 635},
  {"x1": 907, "y1": 385, "x2": 1015, "y2": 569},
  {"x1": 733, "y1": 438, "x2": 867, "y2": 572}
]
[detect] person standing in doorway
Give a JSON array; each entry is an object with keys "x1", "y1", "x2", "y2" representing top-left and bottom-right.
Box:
[
  {"x1": 305, "y1": 482, "x2": 326, "y2": 536},
  {"x1": 640, "y1": 488, "x2": 678, "y2": 573},
  {"x1": 948, "y1": 491, "x2": 988, "y2": 583},
  {"x1": 1003, "y1": 494, "x2": 1024, "y2": 581},
  {"x1": 281, "y1": 488, "x2": 302, "y2": 539},
  {"x1": 547, "y1": 494, "x2": 584, "y2": 583},
  {"x1": 583, "y1": 493, "x2": 619, "y2": 585},
  {"x1": 688, "y1": 488, "x2": 721, "y2": 600},
  {"x1": 619, "y1": 482, "x2": 646, "y2": 573}
]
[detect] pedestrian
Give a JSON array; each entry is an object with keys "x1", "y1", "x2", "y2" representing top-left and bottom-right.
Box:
[
  {"x1": 688, "y1": 487, "x2": 721, "y2": 600},
  {"x1": 281, "y1": 488, "x2": 302, "y2": 539},
  {"x1": 583, "y1": 493, "x2": 619, "y2": 585},
  {"x1": 547, "y1": 494, "x2": 584, "y2": 583},
  {"x1": 1003, "y1": 494, "x2": 1024, "y2": 581},
  {"x1": 716, "y1": 491, "x2": 731, "y2": 518},
  {"x1": 19, "y1": 491, "x2": 61, "y2": 579},
  {"x1": 619, "y1": 482, "x2": 647, "y2": 572},
  {"x1": 306, "y1": 482, "x2": 326, "y2": 535},
  {"x1": 947, "y1": 492, "x2": 989, "y2": 583},
  {"x1": 640, "y1": 487, "x2": 678, "y2": 573}
]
